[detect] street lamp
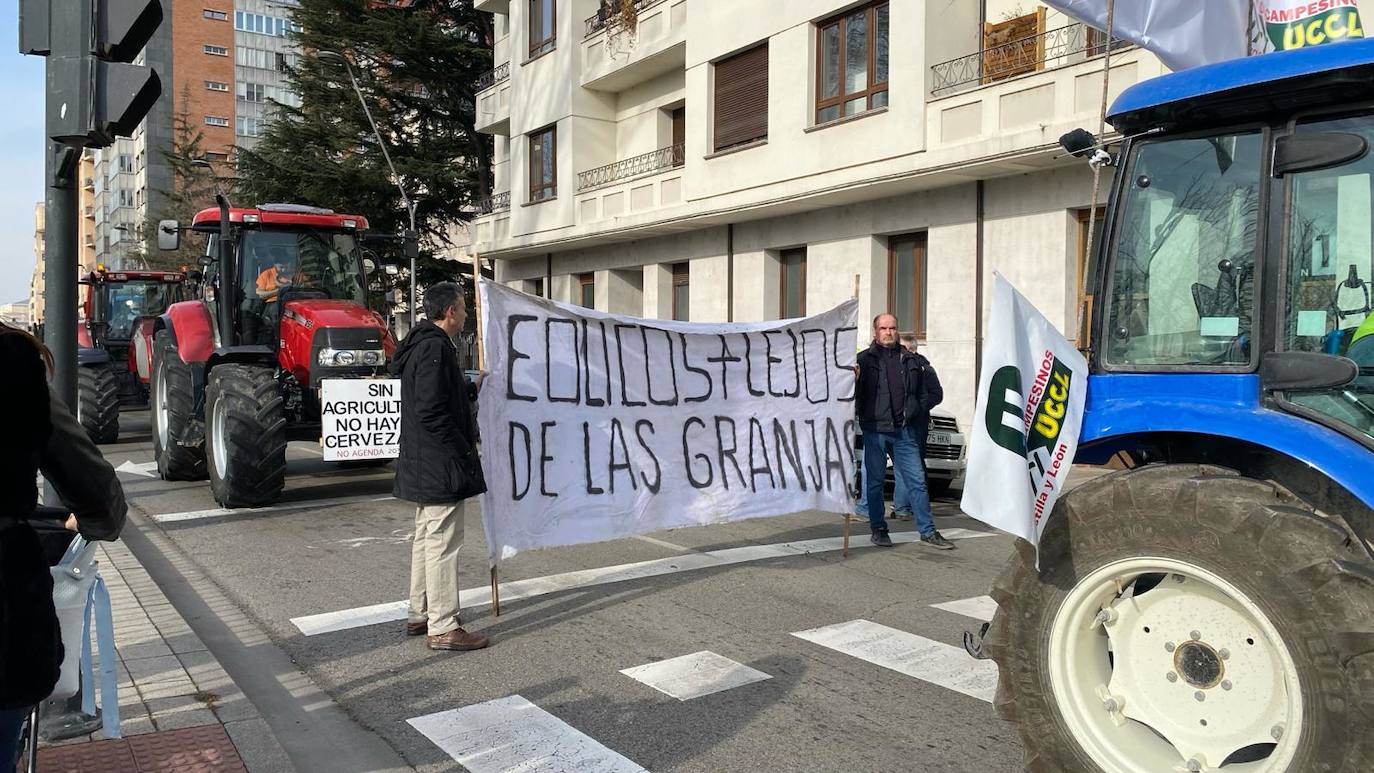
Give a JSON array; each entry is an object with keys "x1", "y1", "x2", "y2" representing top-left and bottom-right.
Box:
[{"x1": 318, "y1": 50, "x2": 419, "y2": 328}]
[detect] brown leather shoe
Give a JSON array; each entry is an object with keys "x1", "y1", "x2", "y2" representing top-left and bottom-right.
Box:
[
  {"x1": 427, "y1": 627, "x2": 490, "y2": 651},
  {"x1": 405, "y1": 621, "x2": 427, "y2": 637}
]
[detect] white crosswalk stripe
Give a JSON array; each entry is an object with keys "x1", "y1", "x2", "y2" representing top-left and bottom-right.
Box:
[
  {"x1": 930, "y1": 595, "x2": 998, "y2": 622},
  {"x1": 407, "y1": 695, "x2": 647, "y2": 773},
  {"x1": 620, "y1": 651, "x2": 771, "y2": 701},
  {"x1": 792, "y1": 619, "x2": 998, "y2": 703}
]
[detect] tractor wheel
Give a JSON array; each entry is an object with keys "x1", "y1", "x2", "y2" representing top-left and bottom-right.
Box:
[
  {"x1": 927, "y1": 478, "x2": 953, "y2": 500},
  {"x1": 205, "y1": 364, "x2": 285, "y2": 507},
  {"x1": 76, "y1": 365, "x2": 120, "y2": 444},
  {"x1": 985, "y1": 464, "x2": 1374, "y2": 773},
  {"x1": 150, "y1": 331, "x2": 206, "y2": 481}
]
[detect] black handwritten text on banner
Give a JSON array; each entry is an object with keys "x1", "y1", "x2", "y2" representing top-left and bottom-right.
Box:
[{"x1": 477, "y1": 280, "x2": 859, "y2": 563}]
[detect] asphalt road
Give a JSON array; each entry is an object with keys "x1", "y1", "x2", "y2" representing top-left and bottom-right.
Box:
[{"x1": 103, "y1": 410, "x2": 1026, "y2": 773}]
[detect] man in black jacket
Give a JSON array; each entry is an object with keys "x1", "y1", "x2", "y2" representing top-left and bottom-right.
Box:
[
  {"x1": 391, "y1": 282, "x2": 490, "y2": 651},
  {"x1": 855, "y1": 314, "x2": 954, "y2": 550}
]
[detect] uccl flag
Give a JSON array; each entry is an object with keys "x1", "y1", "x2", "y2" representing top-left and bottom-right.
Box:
[
  {"x1": 1043, "y1": 0, "x2": 1363, "y2": 71},
  {"x1": 960, "y1": 275, "x2": 1087, "y2": 548}
]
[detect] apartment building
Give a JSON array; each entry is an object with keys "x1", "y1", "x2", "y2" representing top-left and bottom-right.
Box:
[
  {"x1": 466, "y1": 0, "x2": 1168, "y2": 427},
  {"x1": 91, "y1": 0, "x2": 303, "y2": 267}
]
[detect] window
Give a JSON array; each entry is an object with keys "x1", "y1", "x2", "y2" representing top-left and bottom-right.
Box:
[
  {"x1": 204, "y1": 44, "x2": 228, "y2": 56},
  {"x1": 528, "y1": 125, "x2": 557, "y2": 202},
  {"x1": 1074, "y1": 207, "x2": 1106, "y2": 345},
  {"x1": 204, "y1": 115, "x2": 230, "y2": 127},
  {"x1": 532, "y1": 278, "x2": 544, "y2": 298},
  {"x1": 779, "y1": 248, "x2": 806, "y2": 318},
  {"x1": 888, "y1": 233, "x2": 927, "y2": 338},
  {"x1": 578, "y1": 273, "x2": 595, "y2": 308},
  {"x1": 236, "y1": 116, "x2": 262, "y2": 137},
  {"x1": 1104, "y1": 130, "x2": 1262, "y2": 368},
  {"x1": 242, "y1": 83, "x2": 266, "y2": 102},
  {"x1": 205, "y1": 80, "x2": 230, "y2": 91},
  {"x1": 203, "y1": 9, "x2": 227, "y2": 20},
  {"x1": 670, "y1": 107, "x2": 685, "y2": 167},
  {"x1": 1281, "y1": 113, "x2": 1374, "y2": 443},
  {"x1": 117, "y1": 154, "x2": 134, "y2": 174},
  {"x1": 528, "y1": 0, "x2": 556, "y2": 57},
  {"x1": 115, "y1": 189, "x2": 134, "y2": 207},
  {"x1": 671, "y1": 263, "x2": 690, "y2": 321},
  {"x1": 816, "y1": 2, "x2": 889, "y2": 123},
  {"x1": 276, "y1": 52, "x2": 290, "y2": 73},
  {"x1": 713, "y1": 43, "x2": 769, "y2": 152},
  {"x1": 204, "y1": 151, "x2": 229, "y2": 161}
]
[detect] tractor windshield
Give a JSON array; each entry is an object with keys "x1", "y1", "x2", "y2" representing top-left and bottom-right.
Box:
[
  {"x1": 100, "y1": 281, "x2": 179, "y2": 341},
  {"x1": 1281, "y1": 113, "x2": 1374, "y2": 442},
  {"x1": 238, "y1": 228, "x2": 367, "y2": 306},
  {"x1": 1103, "y1": 130, "x2": 1264, "y2": 368}
]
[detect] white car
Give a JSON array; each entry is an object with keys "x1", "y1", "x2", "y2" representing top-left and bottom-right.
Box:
[{"x1": 853, "y1": 406, "x2": 968, "y2": 500}]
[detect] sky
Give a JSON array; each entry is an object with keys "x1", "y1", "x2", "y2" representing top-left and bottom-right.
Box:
[{"x1": 0, "y1": 0, "x2": 48, "y2": 306}]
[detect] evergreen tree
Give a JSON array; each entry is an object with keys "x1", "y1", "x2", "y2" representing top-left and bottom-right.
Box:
[{"x1": 235, "y1": 0, "x2": 493, "y2": 297}]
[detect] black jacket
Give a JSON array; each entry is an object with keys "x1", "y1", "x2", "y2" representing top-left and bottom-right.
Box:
[
  {"x1": 391, "y1": 321, "x2": 486, "y2": 505},
  {"x1": 2, "y1": 332, "x2": 127, "y2": 711},
  {"x1": 855, "y1": 343, "x2": 944, "y2": 435}
]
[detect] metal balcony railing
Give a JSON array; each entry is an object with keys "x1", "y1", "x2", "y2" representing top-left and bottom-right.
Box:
[
  {"x1": 930, "y1": 23, "x2": 1128, "y2": 96},
  {"x1": 476, "y1": 191, "x2": 510, "y2": 215},
  {"x1": 584, "y1": 0, "x2": 661, "y2": 38},
  {"x1": 475, "y1": 61, "x2": 510, "y2": 92},
  {"x1": 577, "y1": 142, "x2": 683, "y2": 191}
]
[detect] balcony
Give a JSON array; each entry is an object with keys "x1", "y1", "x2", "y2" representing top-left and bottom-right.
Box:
[
  {"x1": 475, "y1": 61, "x2": 509, "y2": 92},
  {"x1": 581, "y1": 0, "x2": 686, "y2": 93},
  {"x1": 475, "y1": 62, "x2": 511, "y2": 135},
  {"x1": 575, "y1": 143, "x2": 684, "y2": 224},
  {"x1": 475, "y1": 191, "x2": 511, "y2": 215},
  {"x1": 930, "y1": 23, "x2": 1129, "y2": 97}
]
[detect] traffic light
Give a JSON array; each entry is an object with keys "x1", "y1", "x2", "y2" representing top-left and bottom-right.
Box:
[{"x1": 19, "y1": 0, "x2": 162, "y2": 148}]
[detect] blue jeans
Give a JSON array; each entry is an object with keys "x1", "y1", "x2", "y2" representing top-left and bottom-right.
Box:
[
  {"x1": 862, "y1": 427, "x2": 935, "y2": 536},
  {"x1": 0, "y1": 706, "x2": 29, "y2": 773}
]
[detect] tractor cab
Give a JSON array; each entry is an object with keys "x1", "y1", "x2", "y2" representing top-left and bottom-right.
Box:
[{"x1": 984, "y1": 40, "x2": 1374, "y2": 773}]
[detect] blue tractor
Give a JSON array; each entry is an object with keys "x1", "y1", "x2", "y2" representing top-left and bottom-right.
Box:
[{"x1": 983, "y1": 41, "x2": 1374, "y2": 772}]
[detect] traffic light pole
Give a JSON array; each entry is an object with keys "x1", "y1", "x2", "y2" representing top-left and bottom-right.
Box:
[{"x1": 43, "y1": 138, "x2": 79, "y2": 412}]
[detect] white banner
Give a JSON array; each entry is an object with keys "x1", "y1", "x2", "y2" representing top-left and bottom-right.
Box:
[
  {"x1": 320, "y1": 379, "x2": 402, "y2": 461},
  {"x1": 1044, "y1": 0, "x2": 1363, "y2": 71},
  {"x1": 477, "y1": 280, "x2": 859, "y2": 563},
  {"x1": 960, "y1": 275, "x2": 1088, "y2": 547}
]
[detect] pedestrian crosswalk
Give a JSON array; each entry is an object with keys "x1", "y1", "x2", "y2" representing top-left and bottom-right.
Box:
[{"x1": 405, "y1": 595, "x2": 1002, "y2": 771}]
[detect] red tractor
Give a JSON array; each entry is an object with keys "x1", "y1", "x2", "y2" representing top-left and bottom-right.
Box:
[
  {"x1": 152, "y1": 201, "x2": 396, "y2": 507},
  {"x1": 77, "y1": 267, "x2": 190, "y2": 443}
]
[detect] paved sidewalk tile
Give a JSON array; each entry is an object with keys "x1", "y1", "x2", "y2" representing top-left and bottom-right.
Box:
[{"x1": 33, "y1": 724, "x2": 248, "y2": 772}]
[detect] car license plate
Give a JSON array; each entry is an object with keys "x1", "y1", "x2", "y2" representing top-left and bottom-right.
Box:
[{"x1": 928, "y1": 431, "x2": 953, "y2": 446}]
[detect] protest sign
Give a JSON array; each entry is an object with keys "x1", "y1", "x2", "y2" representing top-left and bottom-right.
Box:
[
  {"x1": 320, "y1": 378, "x2": 402, "y2": 461},
  {"x1": 477, "y1": 279, "x2": 859, "y2": 563}
]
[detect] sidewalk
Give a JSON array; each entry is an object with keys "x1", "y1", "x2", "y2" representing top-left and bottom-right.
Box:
[{"x1": 31, "y1": 539, "x2": 294, "y2": 772}]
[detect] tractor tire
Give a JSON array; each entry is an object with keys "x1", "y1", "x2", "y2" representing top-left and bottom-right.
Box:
[
  {"x1": 205, "y1": 364, "x2": 285, "y2": 508},
  {"x1": 150, "y1": 331, "x2": 206, "y2": 481},
  {"x1": 927, "y1": 478, "x2": 953, "y2": 500},
  {"x1": 985, "y1": 464, "x2": 1374, "y2": 773},
  {"x1": 76, "y1": 365, "x2": 120, "y2": 444}
]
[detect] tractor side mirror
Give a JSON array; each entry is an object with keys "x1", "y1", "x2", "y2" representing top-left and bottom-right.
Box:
[
  {"x1": 1059, "y1": 128, "x2": 1097, "y2": 157},
  {"x1": 198, "y1": 254, "x2": 214, "y2": 267},
  {"x1": 157, "y1": 220, "x2": 180, "y2": 251}
]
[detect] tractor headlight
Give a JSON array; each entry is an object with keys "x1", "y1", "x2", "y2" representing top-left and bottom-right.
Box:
[{"x1": 318, "y1": 348, "x2": 384, "y2": 367}]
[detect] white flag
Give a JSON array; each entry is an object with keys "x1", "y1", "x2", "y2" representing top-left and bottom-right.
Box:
[
  {"x1": 1043, "y1": 0, "x2": 1252, "y2": 70},
  {"x1": 1044, "y1": 0, "x2": 1365, "y2": 71},
  {"x1": 960, "y1": 275, "x2": 1087, "y2": 547},
  {"x1": 477, "y1": 279, "x2": 859, "y2": 564}
]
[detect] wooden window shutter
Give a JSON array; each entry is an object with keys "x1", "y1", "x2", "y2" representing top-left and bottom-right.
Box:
[{"x1": 713, "y1": 43, "x2": 769, "y2": 152}]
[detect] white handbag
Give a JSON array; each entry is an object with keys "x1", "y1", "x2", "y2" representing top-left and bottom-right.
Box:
[{"x1": 48, "y1": 536, "x2": 120, "y2": 738}]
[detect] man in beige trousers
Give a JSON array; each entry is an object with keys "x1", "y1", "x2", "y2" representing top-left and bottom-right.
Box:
[{"x1": 390, "y1": 281, "x2": 490, "y2": 651}]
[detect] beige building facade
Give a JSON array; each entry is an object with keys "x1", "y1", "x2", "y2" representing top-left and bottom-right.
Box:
[{"x1": 467, "y1": 0, "x2": 1169, "y2": 428}]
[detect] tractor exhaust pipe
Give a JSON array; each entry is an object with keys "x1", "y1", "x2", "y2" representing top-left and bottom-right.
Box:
[{"x1": 216, "y1": 193, "x2": 236, "y2": 347}]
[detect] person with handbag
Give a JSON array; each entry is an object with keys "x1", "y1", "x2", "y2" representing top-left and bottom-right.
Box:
[
  {"x1": 0, "y1": 325, "x2": 126, "y2": 770},
  {"x1": 390, "y1": 282, "x2": 490, "y2": 652}
]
